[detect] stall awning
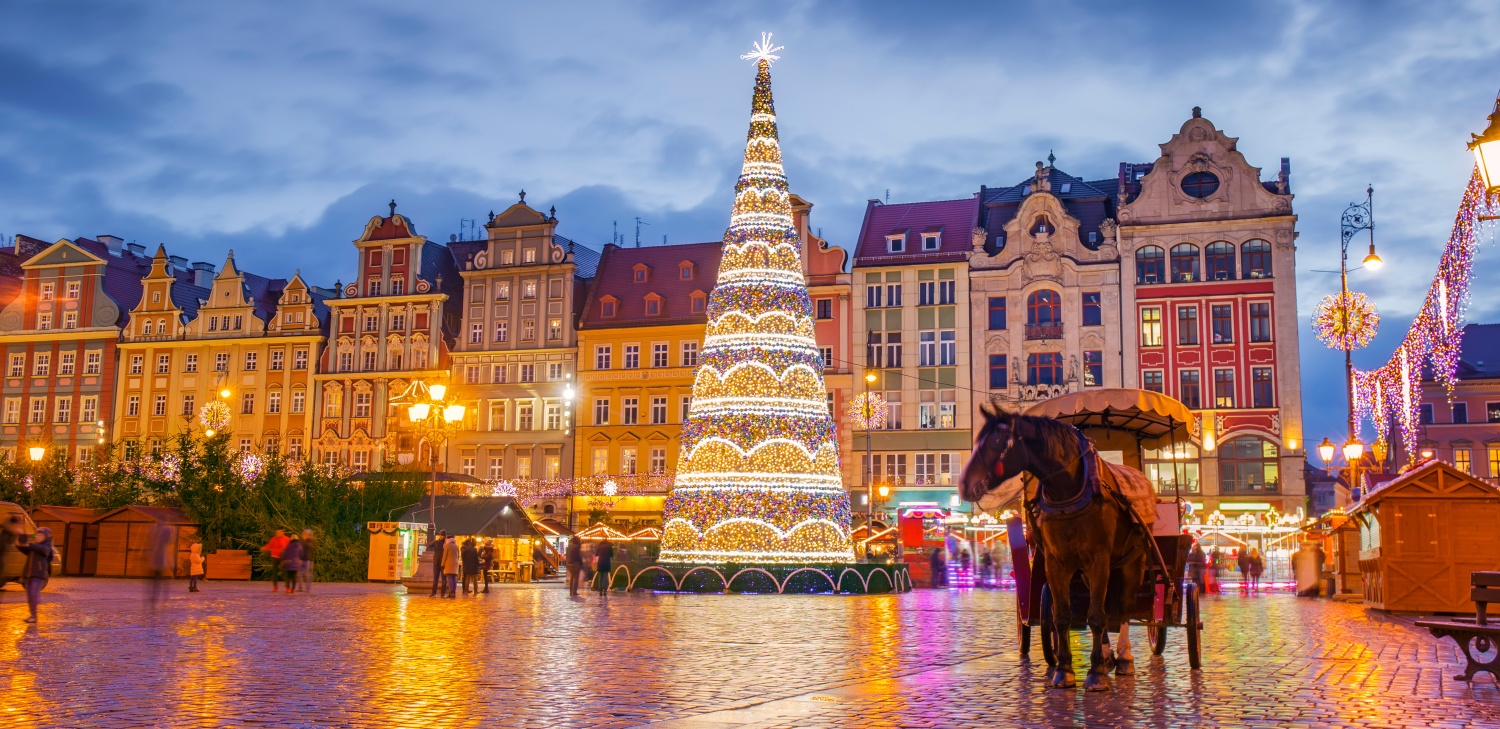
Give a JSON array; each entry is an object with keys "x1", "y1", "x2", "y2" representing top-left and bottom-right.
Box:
[
  {"x1": 397, "y1": 496, "x2": 541, "y2": 538},
  {"x1": 1023, "y1": 388, "x2": 1194, "y2": 440}
]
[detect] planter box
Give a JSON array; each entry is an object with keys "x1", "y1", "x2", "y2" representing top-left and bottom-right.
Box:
[{"x1": 206, "y1": 550, "x2": 252, "y2": 580}]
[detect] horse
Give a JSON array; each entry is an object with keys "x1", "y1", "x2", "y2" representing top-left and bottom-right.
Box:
[{"x1": 960, "y1": 407, "x2": 1150, "y2": 692}]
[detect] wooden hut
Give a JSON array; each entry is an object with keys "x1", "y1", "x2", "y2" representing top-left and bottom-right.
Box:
[
  {"x1": 29, "y1": 506, "x2": 103, "y2": 576},
  {"x1": 394, "y1": 497, "x2": 547, "y2": 587},
  {"x1": 89, "y1": 506, "x2": 199, "y2": 578},
  {"x1": 1348, "y1": 460, "x2": 1500, "y2": 613}
]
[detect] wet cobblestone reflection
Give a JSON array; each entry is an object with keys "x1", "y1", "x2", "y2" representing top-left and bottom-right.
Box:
[{"x1": 1, "y1": 580, "x2": 1497, "y2": 727}]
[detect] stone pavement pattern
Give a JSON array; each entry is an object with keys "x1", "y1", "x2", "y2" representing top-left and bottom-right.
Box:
[{"x1": 0, "y1": 579, "x2": 1497, "y2": 727}]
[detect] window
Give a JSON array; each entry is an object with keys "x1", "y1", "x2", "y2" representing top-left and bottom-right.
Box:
[
  {"x1": 680, "y1": 263, "x2": 693, "y2": 280},
  {"x1": 652, "y1": 343, "x2": 668, "y2": 368},
  {"x1": 362, "y1": 351, "x2": 376, "y2": 370},
  {"x1": 1027, "y1": 352, "x2": 1063, "y2": 386},
  {"x1": 1144, "y1": 442, "x2": 1201, "y2": 495},
  {"x1": 63, "y1": 312, "x2": 77, "y2": 330},
  {"x1": 522, "y1": 280, "x2": 537, "y2": 299},
  {"x1": 545, "y1": 404, "x2": 561, "y2": 430},
  {"x1": 1242, "y1": 240, "x2": 1273, "y2": 278},
  {"x1": 270, "y1": 351, "x2": 284, "y2": 371},
  {"x1": 1211, "y1": 305, "x2": 1234, "y2": 343},
  {"x1": 1026, "y1": 290, "x2": 1061, "y2": 325},
  {"x1": 244, "y1": 351, "x2": 258, "y2": 371},
  {"x1": 1488, "y1": 447, "x2": 1500, "y2": 478},
  {"x1": 7, "y1": 354, "x2": 21, "y2": 377},
  {"x1": 183, "y1": 353, "x2": 198, "y2": 373},
  {"x1": 1252, "y1": 367, "x2": 1274, "y2": 408},
  {"x1": 494, "y1": 321, "x2": 508, "y2": 342},
  {"x1": 215, "y1": 352, "x2": 229, "y2": 372},
  {"x1": 1082, "y1": 292, "x2": 1101, "y2": 326},
  {"x1": 1206, "y1": 242, "x2": 1236, "y2": 280},
  {"x1": 143, "y1": 320, "x2": 153, "y2": 336},
  {"x1": 288, "y1": 438, "x2": 304, "y2": 459},
  {"x1": 470, "y1": 323, "x2": 483, "y2": 344},
  {"x1": 885, "y1": 281, "x2": 902, "y2": 307},
  {"x1": 1170, "y1": 244, "x2": 1200, "y2": 282},
  {"x1": 595, "y1": 345, "x2": 612, "y2": 370},
  {"x1": 39, "y1": 282, "x2": 54, "y2": 301},
  {"x1": 1454, "y1": 402, "x2": 1469, "y2": 424},
  {"x1": 519, "y1": 364, "x2": 535, "y2": 383},
  {"x1": 294, "y1": 349, "x2": 308, "y2": 370},
  {"x1": 939, "y1": 330, "x2": 956, "y2": 366},
  {"x1": 1249, "y1": 303, "x2": 1271, "y2": 342},
  {"x1": 1179, "y1": 370, "x2": 1201, "y2": 409},
  {"x1": 622, "y1": 397, "x2": 638, "y2": 425},
  {"x1": 922, "y1": 234, "x2": 940, "y2": 251},
  {"x1": 650, "y1": 447, "x2": 667, "y2": 474},
  {"x1": 85, "y1": 351, "x2": 101, "y2": 375},
  {"x1": 591, "y1": 448, "x2": 608, "y2": 476},
  {"x1": 34, "y1": 353, "x2": 51, "y2": 377},
  {"x1": 866, "y1": 284, "x2": 882, "y2": 309},
  {"x1": 650, "y1": 396, "x2": 667, "y2": 424},
  {"x1": 1488, "y1": 402, "x2": 1500, "y2": 423},
  {"x1": 489, "y1": 457, "x2": 504, "y2": 480},
  {"x1": 153, "y1": 395, "x2": 166, "y2": 417},
  {"x1": 521, "y1": 320, "x2": 535, "y2": 341},
  {"x1": 128, "y1": 354, "x2": 142, "y2": 375},
  {"x1": 1419, "y1": 404, "x2": 1434, "y2": 424},
  {"x1": 523, "y1": 248, "x2": 537, "y2": 264},
  {"x1": 548, "y1": 318, "x2": 562, "y2": 340},
  {"x1": 939, "y1": 278, "x2": 955, "y2": 305},
  {"x1": 593, "y1": 398, "x2": 610, "y2": 425},
  {"x1": 817, "y1": 299, "x2": 833, "y2": 319},
  {"x1": 601, "y1": 300, "x2": 616, "y2": 318},
  {"x1": 464, "y1": 365, "x2": 480, "y2": 384},
  {"x1": 489, "y1": 402, "x2": 506, "y2": 431},
  {"x1": 1142, "y1": 371, "x2": 1164, "y2": 393},
  {"x1": 324, "y1": 390, "x2": 342, "y2": 418},
  {"x1": 37, "y1": 313, "x2": 51, "y2": 331},
  {"x1": 1214, "y1": 369, "x2": 1236, "y2": 408},
  {"x1": 390, "y1": 314, "x2": 405, "y2": 331},
  {"x1": 232, "y1": 315, "x2": 242, "y2": 331},
  {"x1": 988, "y1": 297, "x2": 1007, "y2": 330},
  {"x1": 548, "y1": 363, "x2": 564, "y2": 381},
  {"x1": 65, "y1": 281, "x2": 79, "y2": 299},
  {"x1": 681, "y1": 396, "x2": 693, "y2": 421},
  {"x1": 691, "y1": 293, "x2": 706, "y2": 313},
  {"x1": 495, "y1": 281, "x2": 511, "y2": 300},
  {"x1": 919, "y1": 331, "x2": 936, "y2": 367},
  {"x1": 1456, "y1": 448, "x2": 1473, "y2": 475},
  {"x1": 81, "y1": 396, "x2": 97, "y2": 423},
  {"x1": 59, "y1": 353, "x2": 74, "y2": 376},
  {"x1": 126, "y1": 396, "x2": 140, "y2": 418},
  {"x1": 56, "y1": 397, "x2": 72, "y2": 423},
  {"x1": 1219, "y1": 437, "x2": 1279, "y2": 494},
  {"x1": 820, "y1": 346, "x2": 834, "y2": 371},
  {"x1": 491, "y1": 364, "x2": 508, "y2": 383},
  {"x1": 1141, "y1": 308, "x2": 1162, "y2": 347},
  {"x1": 291, "y1": 390, "x2": 305, "y2": 413},
  {"x1": 682, "y1": 341, "x2": 699, "y2": 367},
  {"x1": 1181, "y1": 171, "x2": 1220, "y2": 198},
  {"x1": 241, "y1": 393, "x2": 255, "y2": 414},
  {"x1": 621, "y1": 447, "x2": 638, "y2": 475},
  {"x1": 5, "y1": 398, "x2": 21, "y2": 424},
  {"x1": 624, "y1": 344, "x2": 640, "y2": 369},
  {"x1": 886, "y1": 234, "x2": 905, "y2": 253},
  {"x1": 1136, "y1": 245, "x2": 1165, "y2": 284},
  {"x1": 517, "y1": 403, "x2": 533, "y2": 430},
  {"x1": 1084, "y1": 351, "x2": 1103, "y2": 387},
  {"x1": 1177, "y1": 306, "x2": 1199, "y2": 345},
  {"x1": 364, "y1": 315, "x2": 378, "y2": 332},
  {"x1": 208, "y1": 316, "x2": 218, "y2": 332},
  {"x1": 919, "y1": 280, "x2": 936, "y2": 306},
  {"x1": 644, "y1": 298, "x2": 660, "y2": 316},
  {"x1": 182, "y1": 394, "x2": 195, "y2": 417}
]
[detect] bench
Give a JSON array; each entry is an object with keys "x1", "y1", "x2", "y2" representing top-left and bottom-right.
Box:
[{"x1": 1415, "y1": 571, "x2": 1500, "y2": 682}]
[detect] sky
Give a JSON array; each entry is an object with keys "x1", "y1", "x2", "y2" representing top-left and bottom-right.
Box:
[{"x1": 2, "y1": 0, "x2": 1499, "y2": 449}]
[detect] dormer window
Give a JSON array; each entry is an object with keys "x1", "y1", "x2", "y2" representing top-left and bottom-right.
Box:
[
  {"x1": 691, "y1": 291, "x2": 707, "y2": 313},
  {"x1": 1033, "y1": 215, "x2": 1054, "y2": 235},
  {"x1": 921, "y1": 234, "x2": 941, "y2": 251},
  {"x1": 886, "y1": 235, "x2": 906, "y2": 254},
  {"x1": 679, "y1": 261, "x2": 694, "y2": 279},
  {"x1": 600, "y1": 296, "x2": 618, "y2": 318},
  {"x1": 644, "y1": 294, "x2": 663, "y2": 316},
  {"x1": 633, "y1": 263, "x2": 650, "y2": 283}
]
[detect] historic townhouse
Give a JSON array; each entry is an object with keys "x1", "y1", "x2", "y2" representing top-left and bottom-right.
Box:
[
  {"x1": 574, "y1": 240, "x2": 723, "y2": 527},
  {"x1": 0, "y1": 235, "x2": 148, "y2": 463},
  {"x1": 446, "y1": 195, "x2": 599, "y2": 517},
  {"x1": 1400, "y1": 323, "x2": 1500, "y2": 482},
  {"x1": 115, "y1": 247, "x2": 328, "y2": 458},
  {"x1": 969, "y1": 158, "x2": 1125, "y2": 418},
  {"x1": 794, "y1": 195, "x2": 859, "y2": 498},
  {"x1": 1118, "y1": 109, "x2": 1305, "y2": 514},
  {"x1": 851, "y1": 196, "x2": 979, "y2": 511},
  {"x1": 314, "y1": 203, "x2": 460, "y2": 469}
]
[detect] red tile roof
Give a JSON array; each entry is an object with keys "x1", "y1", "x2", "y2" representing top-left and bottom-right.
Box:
[
  {"x1": 853, "y1": 196, "x2": 979, "y2": 267},
  {"x1": 579, "y1": 242, "x2": 722, "y2": 329}
]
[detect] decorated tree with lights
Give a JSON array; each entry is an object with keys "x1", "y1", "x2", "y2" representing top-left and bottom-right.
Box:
[{"x1": 658, "y1": 36, "x2": 855, "y2": 565}]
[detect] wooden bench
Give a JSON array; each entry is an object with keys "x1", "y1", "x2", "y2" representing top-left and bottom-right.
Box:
[{"x1": 1415, "y1": 571, "x2": 1500, "y2": 682}]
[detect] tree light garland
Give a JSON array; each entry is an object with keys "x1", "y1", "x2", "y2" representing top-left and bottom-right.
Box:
[
  {"x1": 657, "y1": 39, "x2": 856, "y2": 565},
  {"x1": 1313, "y1": 291, "x2": 1379, "y2": 351}
]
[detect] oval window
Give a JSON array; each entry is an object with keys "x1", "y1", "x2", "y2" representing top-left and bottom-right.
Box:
[{"x1": 1181, "y1": 171, "x2": 1220, "y2": 198}]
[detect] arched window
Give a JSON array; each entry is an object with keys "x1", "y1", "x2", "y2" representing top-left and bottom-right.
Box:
[
  {"x1": 1219, "y1": 436, "x2": 1280, "y2": 494},
  {"x1": 1032, "y1": 215, "x2": 1054, "y2": 235},
  {"x1": 1205, "y1": 242, "x2": 1235, "y2": 280},
  {"x1": 543, "y1": 504, "x2": 555, "y2": 515},
  {"x1": 1170, "y1": 244, "x2": 1200, "y2": 283},
  {"x1": 1136, "y1": 246, "x2": 1165, "y2": 284},
  {"x1": 1242, "y1": 240, "x2": 1273, "y2": 278},
  {"x1": 1027, "y1": 352, "x2": 1063, "y2": 385},
  {"x1": 143, "y1": 319, "x2": 153, "y2": 335},
  {"x1": 1143, "y1": 442, "x2": 1200, "y2": 495},
  {"x1": 1026, "y1": 290, "x2": 1061, "y2": 325}
]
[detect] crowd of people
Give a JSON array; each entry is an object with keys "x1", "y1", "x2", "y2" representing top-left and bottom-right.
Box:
[
  {"x1": 259, "y1": 528, "x2": 319, "y2": 594},
  {"x1": 421, "y1": 530, "x2": 557, "y2": 598}
]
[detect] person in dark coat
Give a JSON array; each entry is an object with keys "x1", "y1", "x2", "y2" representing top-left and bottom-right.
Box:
[
  {"x1": 16, "y1": 526, "x2": 54, "y2": 623},
  {"x1": 461, "y1": 538, "x2": 481, "y2": 595},
  {"x1": 1236, "y1": 548, "x2": 1251, "y2": 592},
  {"x1": 929, "y1": 547, "x2": 948, "y2": 588},
  {"x1": 426, "y1": 530, "x2": 447, "y2": 597},
  {"x1": 1188, "y1": 542, "x2": 1207, "y2": 592},
  {"x1": 594, "y1": 538, "x2": 614, "y2": 596},
  {"x1": 280, "y1": 536, "x2": 303, "y2": 595},
  {"x1": 479, "y1": 539, "x2": 496, "y2": 594},
  {"x1": 566, "y1": 539, "x2": 584, "y2": 597}
]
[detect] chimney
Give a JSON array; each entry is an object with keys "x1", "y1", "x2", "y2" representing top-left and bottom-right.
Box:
[
  {"x1": 191, "y1": 261, "x2": 216, "y2": 288},
  {"x1": 98, "y1": 235, "x2": 124, "y2": 256},
  {"x1": 125, "y1": 242, "x2": 146, "y2": 257},
  {"x1": 167, "y1": 255, "x2": 189, "y2": 273}
]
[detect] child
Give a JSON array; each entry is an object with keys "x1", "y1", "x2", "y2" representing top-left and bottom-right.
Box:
[{"x1": 188, "y1": 543, "x2": 205, "y2": 592}]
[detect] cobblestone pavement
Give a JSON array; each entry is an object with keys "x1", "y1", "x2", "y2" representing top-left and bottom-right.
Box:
[{"x1": 1, "y1": 578, "x2": 1497, "y2": 727}]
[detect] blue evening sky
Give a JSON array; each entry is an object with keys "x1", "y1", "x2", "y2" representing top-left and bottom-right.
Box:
[{"x1": 2, "y1": 1, "x2": 1499, "y2": 450}]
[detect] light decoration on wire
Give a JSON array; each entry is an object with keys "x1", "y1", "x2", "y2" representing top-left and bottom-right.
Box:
[
  {"x1": 1352, "y1": 168, "x2": 1494, "y2": 459},
  {"x1": 233, "y1": 452, "x2": 264, "y2": 483},
  {"x1": 657, "y1": 38, "x2": 856, "y2": 565},
  {"x1": 847, "y1": 392, "x2": 888, "y2": 430},
  {"x1": 1313, "y1": 291, "x2": 1379, "y2": 351},
  {"x1": 199, "y1": 401, "x2": 231, "y2": 433}
]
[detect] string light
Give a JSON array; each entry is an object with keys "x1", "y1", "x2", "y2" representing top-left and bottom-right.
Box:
[{"x1": 657, "y1": 41, "x2": 856, "y2": 565}]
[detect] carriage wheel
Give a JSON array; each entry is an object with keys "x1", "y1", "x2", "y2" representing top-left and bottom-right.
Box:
[
  {"x1": 1039, "y1": 583, "x2": 1058, "y2": 668},
  {"x1": 1148, "y1": 622, "x2": 1168, "y2": 655},
  {"x1": 1185, "y1": 583, "x2": 1202, "y2": 670}
]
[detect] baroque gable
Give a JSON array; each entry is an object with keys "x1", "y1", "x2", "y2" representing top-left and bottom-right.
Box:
[{"x1": 1120, "y1": 109, "x2": 1293, "y2": 225}]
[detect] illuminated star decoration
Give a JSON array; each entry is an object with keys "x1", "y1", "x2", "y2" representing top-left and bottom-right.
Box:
[
  {"x1": 740, "y1": 32, "x2": 783, "y2": 66},
  {"x1": 847, "y1": 393, "x2": 889, "y2": 430},
  {"x1": 1313, "y1": 290, "x2": 1379, "y2": 351},
  {"x1": 199, "y1": 400, "x2": 232, "y2": 432}
]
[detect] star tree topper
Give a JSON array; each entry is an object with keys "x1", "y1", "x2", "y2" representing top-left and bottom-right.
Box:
[{"x1": 741, "y1": 32, "x2": 783, "y2": 66}]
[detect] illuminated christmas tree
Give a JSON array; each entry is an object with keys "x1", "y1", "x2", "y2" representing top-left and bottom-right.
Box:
[{"x1": 659, "y1": 35, "x2": 855, "y2": 565}]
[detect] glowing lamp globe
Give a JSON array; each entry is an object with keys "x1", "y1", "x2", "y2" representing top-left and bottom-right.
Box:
[
  {"x1": 1362, "y1": 245, "x2": 1383, "y2": 270},
  {"x1": 428, "y1": 383, "x2": 447, "y2": 401},
  {"x1": 28, "y1": 446, "x2": 45, "y2": 462},
  {"x1": 409, "y1": 403, "x2": 430, "y2": 421},
  {"x1": 877, "y1": 484, "x2": 890, "y2": 499},
  {"x1": 443, "y1": 404, "x2": 465, "y2": 423},
  {"x1": 204, "y1": 428, "x2": 216, "y2": 438},
  {"x1": 1343, "y1": 439, "x2": 1364, "y2": 462},
  {"x1": 1317, "y1": 437, "x2": 1336, "y2": 466},
  {"x1": 1470, "y1": 91, "x2": 1500, "y2": 194}
]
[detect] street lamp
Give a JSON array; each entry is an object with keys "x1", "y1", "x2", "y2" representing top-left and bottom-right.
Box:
[
  {"x1": 28, "y1": 445, "x2": 45, "y2": 463},
  {"x1": 1335, "y1": 188, "x2": 1383, "y2": 447},
  {"x1": 401, "y1": 380, "x2": 466, "y2": 536},
  {"x1": 863, "y1": 370, "x2": 878, "y2": 537},
  {"x1": 1469, "y1": 90, "x2": 1500, "y2": 194},
  {"x1": 1317, "y1": 437, "x2": 1336, "y2": 467}
]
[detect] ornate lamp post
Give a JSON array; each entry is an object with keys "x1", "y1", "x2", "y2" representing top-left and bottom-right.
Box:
[
  {"x1": 848, "y1": 371, "x2": 884, "y2": 536},
  {"x1": 1313, "y1": 189, "x2": 1385, "y2": 454},
  {"x1": 1469, "y1": 91, "x2": 1500, "y2": 195},
  {"x1": 402, "y1": 381, "x2": 466, "y2": 535}
]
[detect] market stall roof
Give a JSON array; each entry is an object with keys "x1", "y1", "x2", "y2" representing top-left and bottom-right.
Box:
[
  {"x1": 397, "y1": 496, "x2": 540, "y2": 538},
  {"x1": 1346, "y1": 458, "x2": 1500, "y2": 519},
  {"x1": 576, "y1": 523, "x2": 630, "y2": 541},
  {"x1": 346, "y1": 471, "x2": 484, "y2": 484},
  {"x1": 1023, "y1": 388, "x2": 1193, "y2": 439},
  {"x1": 534, "y1": 518, "x2": 573, "y2": 537},
  {"x1": 94, "y1": 505, "x2": 197, "y2": 525},
  {"x1": 627, "y1": 526, "x2": 662, "y2": 542}
]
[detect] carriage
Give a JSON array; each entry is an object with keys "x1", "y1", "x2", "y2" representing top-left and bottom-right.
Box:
[{"x1": 1005, "y1": 389, "x2": 1204, "y2": 670}]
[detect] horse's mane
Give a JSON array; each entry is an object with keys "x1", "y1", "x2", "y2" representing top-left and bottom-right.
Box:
[{"x1": 981, "y1": 406, "x2": 1083, "y2": 469}]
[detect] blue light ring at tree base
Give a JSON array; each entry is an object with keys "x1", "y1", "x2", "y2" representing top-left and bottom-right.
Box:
[{"x1": 591, "y1": 561, "x2": 912, "y2": 594}]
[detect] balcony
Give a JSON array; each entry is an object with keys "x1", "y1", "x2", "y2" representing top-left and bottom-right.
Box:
[{"x1": 1025, "y1": 323, "x2": 1063, "y2": 341}]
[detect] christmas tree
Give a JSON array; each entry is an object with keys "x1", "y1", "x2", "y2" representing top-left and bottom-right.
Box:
[{"x1": 659, "y1": 35, "x2": 855, "y2": 565}]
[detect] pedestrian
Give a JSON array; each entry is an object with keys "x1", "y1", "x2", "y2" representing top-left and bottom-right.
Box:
[
  {"x1": 594, "y1": 537, "x2": 614, "y2": 596},
  {"x1": 532, "y1": 541, "x2": 547, "y2": 582},
  {"x1": 980, "y1": 552, "x2": 994, "y2": 587},
  {"x1": 1208, "y1": 547, "x2": 1223, "y2": 594},
  {"x1": 1188, "y1": 541, "x2": 1207, "y2": 593},
  {"x1": 1236, "y1": 548, "x2": 1251, "y2": 592},
  {"x1": 299, "y1": 529, "x2": 316, "y2": 593},
  {"x1": 147, "y1": 519, "x2": 174, "y2": 610},
  {"x1": 929, "y1": 547, "x2": 947, "y2": 588},
  {"x1": 442, "y1": 535, "x2": 459, "y2": 598},
  {"x1": 479, "y1": 539, "x2": 496, "y2": 594},
  {"x1": 15, "y1": 526, "x2": 54, "y2": 623},
  {"x1": 1248, "y1": 548, "x2": 1265, "y2": 592},
  {"x1": 188, "y1": 542, "x2": 205, "y2": 593},
  {"x1": 565, "y1": 538, "x2": 584, "y2": 597},
  {"x1": 261, "y1": 528, "x2": 290, "y2": 592},
  {"x1": 280, "y1": 534, "x2": 304, "y2": 595},
  {"x1": 461, "y1": 538, "x2": 480, "y2": 595},
  {"x1": 426, "y1": 530, "x2": 447, "y2": 597}
]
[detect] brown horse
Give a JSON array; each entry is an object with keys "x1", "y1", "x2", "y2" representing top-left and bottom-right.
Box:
[{"x1": 961, "y1": 408, "x2": 1149, "y2": 691}]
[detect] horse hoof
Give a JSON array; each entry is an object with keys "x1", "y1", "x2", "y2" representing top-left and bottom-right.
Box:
[
  {"x1": 1115, "y1": 659, "x2": 1135, "y2": 676},
  {"x1": 1084, "y1": 673, "x2": 1111, "y2": 692},
  {"x1": 1050, "y1": 671, "x2": 1076, "y2": 689}
]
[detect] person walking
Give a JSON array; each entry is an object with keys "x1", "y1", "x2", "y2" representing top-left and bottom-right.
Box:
[
  {"x1": 15, "y1": 526, "x2": 54, "y2": 623},
  {"x1": 1188, "y1": 541, "x2": 1207, "y2": 593},
  {"x1": 0, "y1": 515, "x2": 21, "y2": 605},
  {"x1": 188, "y1": 542, "x2": 205, "y2": 593},
  {"x1": 1248, "y1": 548, "x2": 1265, "y2": 593},
  {"x1": 565, "y1": 538, "x2": 584, "y2": 597},
  {"x1": 1236, "y1": 548, "x2": 1251, "y2": 593},
  {"x1": 461, "y1": 538, "x2": 480, "y2": 595},
  {"x1": 441, "y1": 535, "x2": 460, "y2": 598},
  {"x1": 280, "y1": 535, "x2": 304, "y2": 595},
  {"x1": 479, "y1": 539, "x2": 496, "y2": 594},
  {"x1": 594, "y1": 537, "x2": 614, "y2": 596},
  {"x1": 1208, "y1": 547, "x2": 1223, "y2": 594},
  {"x1": 426, "y1": 530, "x2": 447, "y2": 597},
  {"x1": 929, "y1": 547, "x2": 947, "y2": 588},
  {"x1": 261, "y1": 528, "x2": 290, "y2": 592},
  {"x1": 147, "y1": 519, "x2": 174, "y2": 610},
  {"x1": 299, "y1": 529, "x2": 316, "y2": 593}
]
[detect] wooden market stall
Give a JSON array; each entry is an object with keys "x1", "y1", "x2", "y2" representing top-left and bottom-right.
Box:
[
  {"x1": 1347, "y1": 460, "x2": 1500, "y2": 613},
  {"x1": 88, "y1": 506, "x2": 199, "y2": 578},
  {"x1": 395, "y1": 496, "x2": 549, "y2": 584},
  {"x1": 28, "y1": 505, "x2": 103, "y2": 576}
]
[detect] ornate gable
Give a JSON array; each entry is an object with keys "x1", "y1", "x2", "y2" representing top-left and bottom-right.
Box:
[{"x1": 1121, "y1": 108, "x2": 1293, "y2": 225}]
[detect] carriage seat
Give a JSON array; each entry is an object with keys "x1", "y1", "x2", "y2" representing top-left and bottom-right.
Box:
[{"x1": 1097, "y1": 459, "x2": 1157, "y2": 529}]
